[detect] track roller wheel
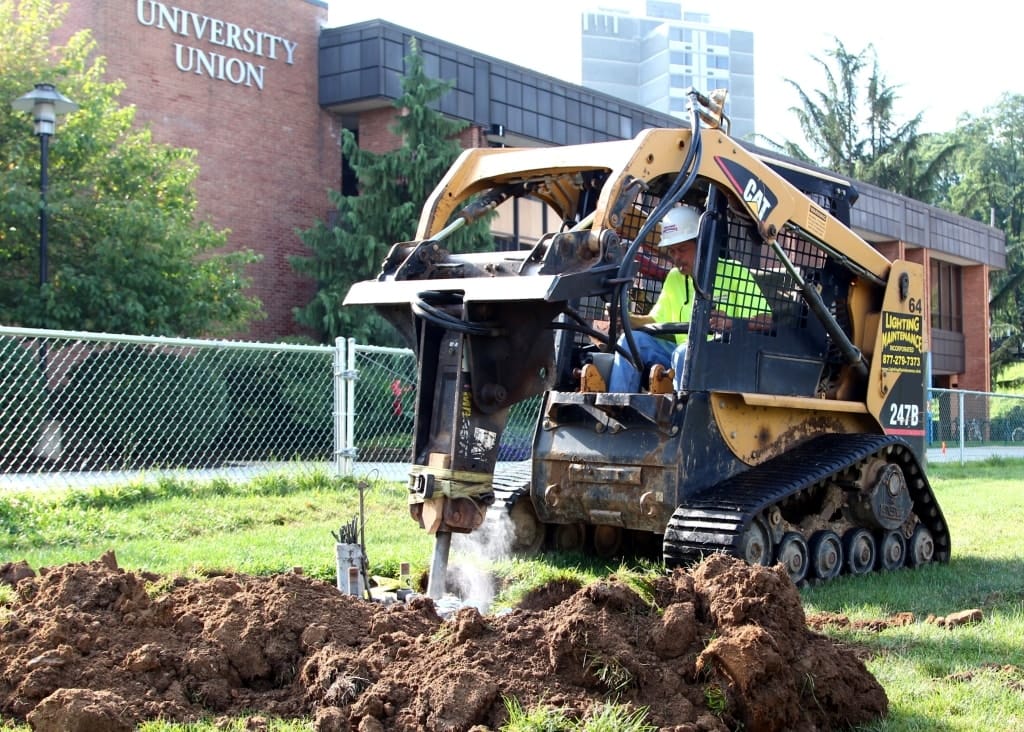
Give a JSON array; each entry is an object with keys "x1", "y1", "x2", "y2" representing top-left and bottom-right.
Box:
[
  {"x1": 507, "y1": 499, "x2": 544, "y2": 555},
  {"x1": 907, "y1": 524, "x2": 936, "y2": 567},
  {"x1": 808, "y1": 530, "x2": 843, "y2": 581},
  {"x1": 878, "y1": 531, "x2": 907, "y2": 571},
  {"x1": 553, "y1": 523, "x2": 585, "y2": 553},
  {"x1": 737, "y1": 518, "x2": 773, "y2": 566},
  {"x1": 776, "y1": 532, "x2": 809, "y2": 584},
  {"x1": 843, "y1": 528, "x2": 877, "y2": 576},
  {"x1": 592, "y1": 525, "x2": 623, "y2": 559}
]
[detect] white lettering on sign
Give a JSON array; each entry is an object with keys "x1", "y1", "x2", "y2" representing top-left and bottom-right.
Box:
[
  {"x1": 137, "y1": 0, "x2": 298, "y2": 91},
  {"x1": 888, "y1": 403, "x2": 920, "y2": 427},
  {"x1": 742, "y1": 178, "x2": 774, "y2": 222},
  {"x1": 174, "y1": 44, "x2": 265, "y2": 88}
]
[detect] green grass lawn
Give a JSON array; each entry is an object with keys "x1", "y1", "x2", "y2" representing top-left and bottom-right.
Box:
[
  {"x1": 0, "y1": 472, "x2": 434, "y2": 582},
  {"x1": 2, "y1": 458, "x2": 1023, "y2": 731},
  {"x1": 802, "y1": 458, "x2": 1024, "y2": 731}
]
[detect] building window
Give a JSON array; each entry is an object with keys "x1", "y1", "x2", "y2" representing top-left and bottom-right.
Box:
[
  {"x1": 931, "y1": 259, "x2": 963, "y2": 332},
  {"x1": 670, "y1": 50, "x2": 693, "y2": 66},
  {"x1": 584, "y1": 13, "x2": 619, "y2": 35},
  {"x1": 670, "y1": 97, "x2": 687, "y2": 112},
  {"x1": 706, "y1": 31, "x2": 730, "y2": 46},
  {"x1": 670, "y1": 73, "x2": 693, "y2": 88},
  {"x1": 707, "y1": 54, "x2": 730, "y2": 70},
  {"x1": 647, "y1": 1, "x2": 682, "y2": 20},
  {"x1": 341, "y1": 130, "x2": 358, "y2": 197},
  {"x1": 619, "y1": 114, "x2": 632, "y2": 138},
  {"x1": 670, "y1": 27, "x2": 693, "y2": 42}
]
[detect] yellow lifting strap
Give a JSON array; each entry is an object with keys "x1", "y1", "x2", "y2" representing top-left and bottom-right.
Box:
[{"x1": 407, "y1": 464, "x2": 493, "y2": 502}]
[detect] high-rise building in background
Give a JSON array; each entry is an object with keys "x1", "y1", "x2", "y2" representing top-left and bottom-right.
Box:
[{"x1": 582, "y1": 2, "x2": 754, "y2": 140}]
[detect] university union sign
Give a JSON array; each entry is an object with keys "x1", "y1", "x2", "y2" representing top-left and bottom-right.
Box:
[{"x1": 136, "y1": 0, "x2": 298, "y2": 91}]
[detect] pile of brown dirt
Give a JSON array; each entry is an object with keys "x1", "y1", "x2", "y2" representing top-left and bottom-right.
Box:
[{"x1": 0, "y1": 551, "x2": 887, "y2": 731}]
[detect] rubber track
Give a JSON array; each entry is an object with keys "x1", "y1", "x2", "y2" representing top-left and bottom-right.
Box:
[
  {"x1": 662, "y1": 433, "x2": 951, "y2": 568},
  {"x1": 491, "y1": 460, "x2": 532, "y2": 510}
]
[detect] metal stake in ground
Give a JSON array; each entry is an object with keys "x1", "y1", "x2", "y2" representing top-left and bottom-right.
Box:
[{"x1": 426, "y1": 530, "x2": 452, "y2": 600}]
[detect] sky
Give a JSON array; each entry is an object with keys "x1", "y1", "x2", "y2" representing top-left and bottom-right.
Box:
[{"x1": 327, "y1": 0, "x2": 1022, "y2": 149}]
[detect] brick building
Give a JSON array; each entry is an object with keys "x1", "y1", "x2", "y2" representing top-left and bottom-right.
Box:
[
  {"x1": 58, "y1": 6, "x2": 1004, "y2": 392},
  {"x1": 58, "y1": 0, "x2": 340, "y2": 340}
]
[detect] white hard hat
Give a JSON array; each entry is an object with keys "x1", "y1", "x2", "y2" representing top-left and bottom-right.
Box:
[{"x1": 658, "y1": 204, "x2": 701, "y2": 247}]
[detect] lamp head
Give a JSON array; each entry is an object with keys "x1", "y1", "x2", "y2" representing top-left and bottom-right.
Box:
[{"x1": 11, "y1": 83, "x2": 78, "y2": 136}]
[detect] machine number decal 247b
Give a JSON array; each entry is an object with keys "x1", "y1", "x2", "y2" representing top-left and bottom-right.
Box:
[{"x1": 889, "y1": 403, "x2": 920, "y2": 428}]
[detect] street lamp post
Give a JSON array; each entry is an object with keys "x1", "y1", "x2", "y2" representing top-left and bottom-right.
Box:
[
  {"x1": 11, "y1": 83, "x2": 77, "y2": 463},
  {"x1": 11, "y1": 83, "x2": 79, "y2": 319}
]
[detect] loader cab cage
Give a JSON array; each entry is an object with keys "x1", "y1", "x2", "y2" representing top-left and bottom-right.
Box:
[{"x1": 560, "y1": 168, "x2": 858, "y2": 399}]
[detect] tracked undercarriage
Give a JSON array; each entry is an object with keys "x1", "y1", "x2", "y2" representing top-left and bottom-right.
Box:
[
  {"x1": 662, "y1": 434, "x2": 949, "y2": 582},
  {"x1": 488, "y1": 433, "x2": 948, "y2": 584}
]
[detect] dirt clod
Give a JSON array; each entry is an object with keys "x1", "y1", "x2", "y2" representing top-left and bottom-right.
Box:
[
  {"x1": 0, "y1": 552, "x2": 888, "y2": 731},
  {"x1": 26, "y1": 688, "x2": 134, "y2": 732},
  {"x1": 0, "y1": 560, "x2": 35, "y2": 587},
  {"x1": 807, "y1": 610, "x2": 916, "y2": 633},
  {"x1": 929, "y1": 608, "x2": 983, "y2": 628}
]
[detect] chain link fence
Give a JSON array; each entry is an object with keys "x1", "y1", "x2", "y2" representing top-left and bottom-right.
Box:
[
  {"x1": 0, "y1": 328, "x2": 540, "y2": 490},
  {"x1": 1, "y1": 326, "x2": 334, "y2": 490},
  {"x1": 928, "y1": 387, "x2": 1024, "y2": 462},
  {"x1": 5, "y1": 326, "x2": 1021, "y2": 489}
]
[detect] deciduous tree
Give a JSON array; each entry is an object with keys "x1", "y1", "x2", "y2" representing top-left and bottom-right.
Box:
[
  {"x1": 0, "y1": 0, "x2": 262, "y2": 336},
  {"x1": 940, "y1": 95, "x2": 1024, "y2": 381}
]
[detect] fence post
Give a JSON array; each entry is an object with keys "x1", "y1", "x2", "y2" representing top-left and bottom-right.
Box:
[
  {"x1": 333, "y1": 337, "x2": 348, "y2": 477},
  {"x1": 925, "y1": 352, "x2": 933, "y2": 447},
  {"x1": 958, "y1": 389, "x2": 965, "y2": 466},
  {"x1": 346, "y1": 337, "x2": 358, "y2": 473},
  {"x1": 926, "y1": 388, "x2": 933, "y2": 447}
]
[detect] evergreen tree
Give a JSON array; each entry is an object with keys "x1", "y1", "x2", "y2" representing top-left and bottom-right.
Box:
[{"x1": 291, "y1": 39, "x2": 491, "y2": 345}]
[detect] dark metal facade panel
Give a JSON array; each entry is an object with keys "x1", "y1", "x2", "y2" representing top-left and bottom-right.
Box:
[
  {"x1": 931, "y1": 328, "x2": 966, "y2": 375},
  {"x1": 850, "y1": 181, "x2": 1004, "y2": 268},
  {"x1": 320, "y1": 18, "x2": 684, "y2": 146},
  {"x1": 320, "y1": 19, "x2": 1005, "y2": 270},
  {"x1": 473, "y1": 60, "x2": 489, "y2": 122}
]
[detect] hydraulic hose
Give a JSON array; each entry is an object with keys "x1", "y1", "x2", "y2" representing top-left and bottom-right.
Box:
[
  {"x1": 411, "y1": 291, "x2": 501, "y2": 337},
  {"x1": 611, "y1": 90, "x2": 706, "y2": 380}
]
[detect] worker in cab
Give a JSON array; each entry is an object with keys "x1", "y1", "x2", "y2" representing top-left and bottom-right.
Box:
[{"x1": 607, "y1": 203, "x2": 772, "y2": 392}]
